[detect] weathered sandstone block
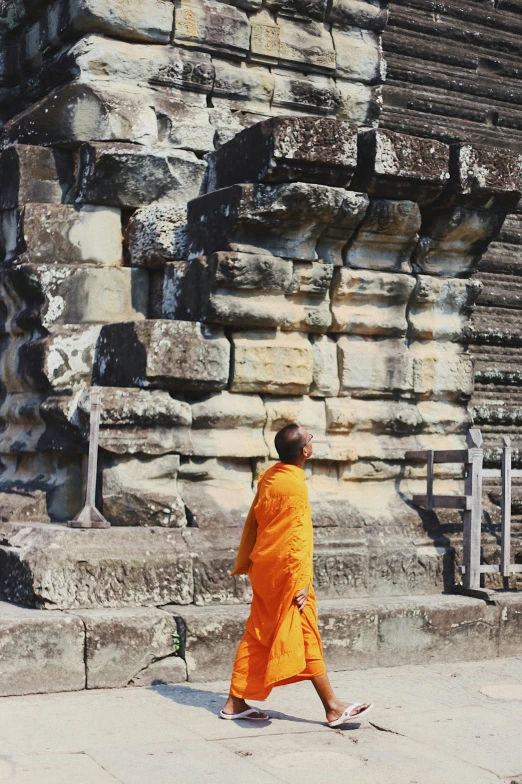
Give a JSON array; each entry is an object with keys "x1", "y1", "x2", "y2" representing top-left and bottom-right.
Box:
[
  {"x1": 20, "y1": 324, "x2": 101, "y2": 391},
  {"x1": 77, "y1": 387, "x2": 192, "y2": 455},
  {"x1": 187, "y1": 182, "x2": 348, "y2": 260},
  {"x1": 330, "y1": 268, "x2": 415, "y2": 336},
  {"x1": 164, "y1": 254, "x2": 333, "y2": 332},
  {"x1": 2, "y1": 204, "x2": 122, "y2": 266},
  {"x1": 206, "y1": 116, "x2": 357, "y2": 190},
  {"x1": 408, "y1": 276, "x2": 482, "y2": 341},
  {"x1": 0, "y1": 144, "x2": 74, "y2": 208},
  {"x1": 453, "y1": 143, "x2": 522, "y2": 201},
  {"x1": 190, "y1": 391, "x2": 268, "y2": 457},
  {"x1": 413, "y1": 205, "x2": 507, "y2": 277},
  {"x1": 102, "y1": 453, "x2": 187, "y2": 527},
  {"x1": 77, "y1": 143, "x2": 206, "y2": 208},
  {"x1": 211, "y1": 59, "x2": 273, "y2": 114},
  {"x1": 344, "y1": 199, "x2": 421, "y2": 272},
  {"x1": 327, "y1": 0, "x2": 388, "y2": 31},
  {"x1": 230, "y1": 329, "x2": 313, "y2": 394},
  {"x1": 178, "y1": 458, "x2": 255, "y2": 528},
  {"x1": 411, "y1": 341, "x2": 474, "y2": 401},
  {"x1": 337, "y1": 336, "x2": 414, "y2": 396},
  {"x1": 130, "y1": 657, "x2": 186, "y2": 687},
  {"x1": 277, "y1": 17, "x2": 336, "y2": 73},
  {"x1": 315, "y1": 191, "x2": 369, "y2": 265},
  {"x1": 94, "y1": 320, "x2": 230, "y2": 392},
  {"x1": 152, "y1": 90, "x2": 215, "y2": 153},
  {"x1": 338, "y1": 80, "x2": 380, "y2": 126},
  {"x1": 72, "y1": 608, "x2": 179, "y2": 689},
  {"x1": 271, "y1": 69, "x2": 340, "y2": 114},
  {"x1": 7, "y1": 265, "x2": 148, "y2": 327},
  {"x1": 1, "y1": 83, "x2": 159, "y2": 148},
  {"x1": 72, "y1": 36, "x2": 215, "y2": 94},
  {"x1": 65, "y1": 0, "x2": 175, "y2": 43},
  {"x1": 310, "y1": 335, "x2": 340, "y2": 397},
  {"x1": 332, "y1": 27, "x2": 383, "y2": 83},
  {"x1": 356, "y1": 129, "x2": 450, "y2": 205},
  {"x1": 127, "y1": 203, "x2": 188, "y2": 269},
  {"x1": 264, "y1": 0, "x2": 326, "y2": 20},
  {"x1": 0, "y1": 602, "x2": 85, "y2": 696},
  {"x1": 173, "y1": 0, "x2": 251, "y2": 58}
]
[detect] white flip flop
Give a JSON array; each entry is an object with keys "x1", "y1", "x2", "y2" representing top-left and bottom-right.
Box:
[
  {"x1": 220, "y1": 707, "x2": 269, "y2": 721},
  {"x1": 328, "y1": 702, "x2": 373, "y2": 728}
]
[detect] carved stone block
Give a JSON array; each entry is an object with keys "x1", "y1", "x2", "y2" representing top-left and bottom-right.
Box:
[
  {"x1": 230, "y1": 329, "x2": 313, "y2": 394},
  {"x1": 212, "y1": 59, "x2": 274, "y2": 113},
  {"x1": 187, "y1": 182, "x2": 348, "y2": 260},
  {"x1": 272, "y1": 70, "x2": 341, "y2": 115},
  {"x1": 77, "y1": 143, "x2": 206, "y2": 208},
  {"x1": 331, "y1": 268, "x2": 415, "y2": 336},
  {"x1": 173, "y1": 0, "x2": 251, "y2": 58},
  {"x1": 411, "y1": 342, "x2": 474, "y2": 401},
  {"x1": 277, "y1": 18, "x2": 336, "y2": 73},
  {"x1": 94, "y1": 320, "x2": 230, "y2": 392},
  {"x1": 207, "y1": 116, "x2": 357, "y2": 190},
  {"x1": 344, "y1": 199, "x2": 421, "y2": 272},
  {"x1": 332, "y1": 27, "x2": 383, "y2": 83}
]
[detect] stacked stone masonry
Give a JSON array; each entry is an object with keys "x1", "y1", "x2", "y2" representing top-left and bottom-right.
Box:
[{"x1": 1, "y1": 0, "x2": 522, "y2": 623}]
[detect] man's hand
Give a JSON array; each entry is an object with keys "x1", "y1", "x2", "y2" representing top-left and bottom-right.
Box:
[{"x1": 294, "y1": 585, "x2": 310, "y2": 613}]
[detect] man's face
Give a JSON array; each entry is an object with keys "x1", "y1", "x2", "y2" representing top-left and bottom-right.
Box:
[{"x1": 300, "y1": 427, "x2": 313, "y2": 460}]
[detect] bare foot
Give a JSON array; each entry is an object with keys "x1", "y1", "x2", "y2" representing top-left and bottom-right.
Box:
[
  {"x1": 221, "y1": 695, "x2": 269, "y2": 719},
  {"x1": 326, "y1": 701, "x2": 372, "y2": 724}
]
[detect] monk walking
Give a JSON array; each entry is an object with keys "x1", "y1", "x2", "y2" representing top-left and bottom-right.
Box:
[{"x1": 221, "y1": 423, "x2": 373, "y2": 727}]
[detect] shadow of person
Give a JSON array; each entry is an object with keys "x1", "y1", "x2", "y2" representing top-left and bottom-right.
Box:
[{"x1": 150, "y1": 683, "x2": 334, "y2": 729}]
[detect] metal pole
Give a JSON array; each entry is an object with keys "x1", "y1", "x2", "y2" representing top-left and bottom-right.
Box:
[
  {"x1": 501, "y1": 435, "x2": 512, "y2": 580},
  {"x1": 463, "y1": 428, "x2": 483, "y2": 590}
]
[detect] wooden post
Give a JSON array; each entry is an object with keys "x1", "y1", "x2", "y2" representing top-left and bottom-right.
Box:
[
  {"x1": 462, "y1": 429, "x2": 483, "y2": 590},
  {"x1": 426, "y1": 450, "x2": 434, "y2": 511},
  {"x1": 68, "y1": 389, "x2": 110, "y2": 529},
  {"x1": 501, "y1": 436, "x2": 512, "y2": 579}
]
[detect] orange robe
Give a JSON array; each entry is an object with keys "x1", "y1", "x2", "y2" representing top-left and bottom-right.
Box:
[{"x1": 229, "y1": 462, "x2": 325, "y2": 700}]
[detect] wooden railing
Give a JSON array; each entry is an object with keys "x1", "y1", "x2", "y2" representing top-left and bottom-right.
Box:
[{"x1": 406, "y1": 428, "x2": 522, "y2": 592}]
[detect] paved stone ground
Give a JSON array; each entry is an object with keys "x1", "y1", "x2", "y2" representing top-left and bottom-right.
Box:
[{"x1": 0, "y1": 657, "x2": 521, "y2": 783}]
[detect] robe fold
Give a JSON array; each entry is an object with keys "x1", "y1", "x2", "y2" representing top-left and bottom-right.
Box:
[{"x1": 229, "y1": 462, "x2": 326, "y2": 700}]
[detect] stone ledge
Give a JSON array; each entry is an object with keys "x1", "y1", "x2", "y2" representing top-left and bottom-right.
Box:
[{"x1": 168, "y1": 594, "x2": 520, "y2": 682}]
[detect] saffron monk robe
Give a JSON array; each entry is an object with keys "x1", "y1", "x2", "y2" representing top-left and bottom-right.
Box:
[{"x1": 221, "y1": 423, "x2": 373, "y2": 727}]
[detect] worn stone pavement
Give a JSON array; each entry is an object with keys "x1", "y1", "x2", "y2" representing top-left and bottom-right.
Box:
[{"x1": 0, "y1": 657, "x2": 521, "y2": 783}]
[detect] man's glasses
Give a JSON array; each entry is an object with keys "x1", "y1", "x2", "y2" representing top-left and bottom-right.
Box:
[{"x1": 304, "y1": 434, "x2": 313, "y2": 447}]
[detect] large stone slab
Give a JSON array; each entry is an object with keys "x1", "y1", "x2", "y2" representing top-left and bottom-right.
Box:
[
  {"x1": 0, "y1": 144, "x2": 74, "y2": 208},
  {"x1": 189, "y1": 391, "x2": 268, "y2": 457},
  {"x1": 356, "y1": 129, "x2": 450, "y2": 205},
  {"x1": 206, "y1": 115, "x2": 357, "y2": 190},
  {"x1": 5, "y1": 264, "x2": 148, "y2": 327},
  {"x1": 337, "y1": 336, "x2": 414, "y2": 397},
  {"x1": 0, "y1": 601, "x2": 85, "y2": 696},
  {"x1": 3, "y1": 204, "x2": 123, "y2": 266},
  {"x1": 71, "y1": 608, "x2": 182, "y2": 689},
  {"x1": 65, "y1": 0, "x2": 175, "y2": 43},
  {"x1": 177, "y1": 458, "x2": 255, "y2": 530},
  {"x1": 164, "y1": 254, "x2": 333, "y2": 332},
  {"x1": 344, "y1": 199, "x2": 421, "y2": 272},
  {"x1": 77, "y1": 143, "x2": 206, "y2": 208},
  {"x1": 332, "y1": 26, "x2": 383, "y2": 83},
  {"x1": 127, "y1": 203, "x2": 188, "y2": 269},
  {"x1": 102, "y1": 453, "x2": 187, "y2": 527},
  {"x1": 94, "y1": 320, "x2": 230, "y2": 392},
  {"x1": 408, "y1": 275, "x2": 482, "y2": 341},
  {"x1": 187, "y1": 182, "x2": 348, "y2": 260},
  {"x1": 230, "y1": 329, "x2": 313, "y2": 394},
  {"x1": 0, "y1": 524, "x2": 194, "y2": 609},
  {"x1": 330, "y1": 267, "x2": 415, "y2": 336}
]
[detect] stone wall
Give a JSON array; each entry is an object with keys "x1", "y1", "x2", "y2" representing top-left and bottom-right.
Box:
[{"x1": 1, "y1": 0, "x2": 522, "y2": 603}]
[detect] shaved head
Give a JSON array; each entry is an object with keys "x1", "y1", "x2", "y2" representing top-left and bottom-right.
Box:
[{"x1": 274, "y1": 423, "x2": 308, "y2": 464}]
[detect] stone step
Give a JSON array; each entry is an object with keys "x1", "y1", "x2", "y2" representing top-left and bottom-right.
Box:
[
  {"x1": 1, "y1": 593, "x2": 521, "y2": 697},
  {"x1": 168, "y1": 593, "x2": 522, "y2": 682},
  {"x1": 0, "y1": 522, "x2": 451, "y2": 610}
]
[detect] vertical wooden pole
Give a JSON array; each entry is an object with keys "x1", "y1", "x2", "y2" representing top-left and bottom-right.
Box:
[
  {"x1": 463, "y1": 428, "x2": 483, "y2": 590},
  {"x1": 85, "y1": 390, "x2": 101, "y2": 508},
  {"x1": 68, "y1": 389, "x2": 110, "y2": 529},
  {"x1": 501, "y1": 435, "x2": 512, "y2": 579},
  {"x1": 426, "y1": 450, "x2": 434, "y2": 511}
]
